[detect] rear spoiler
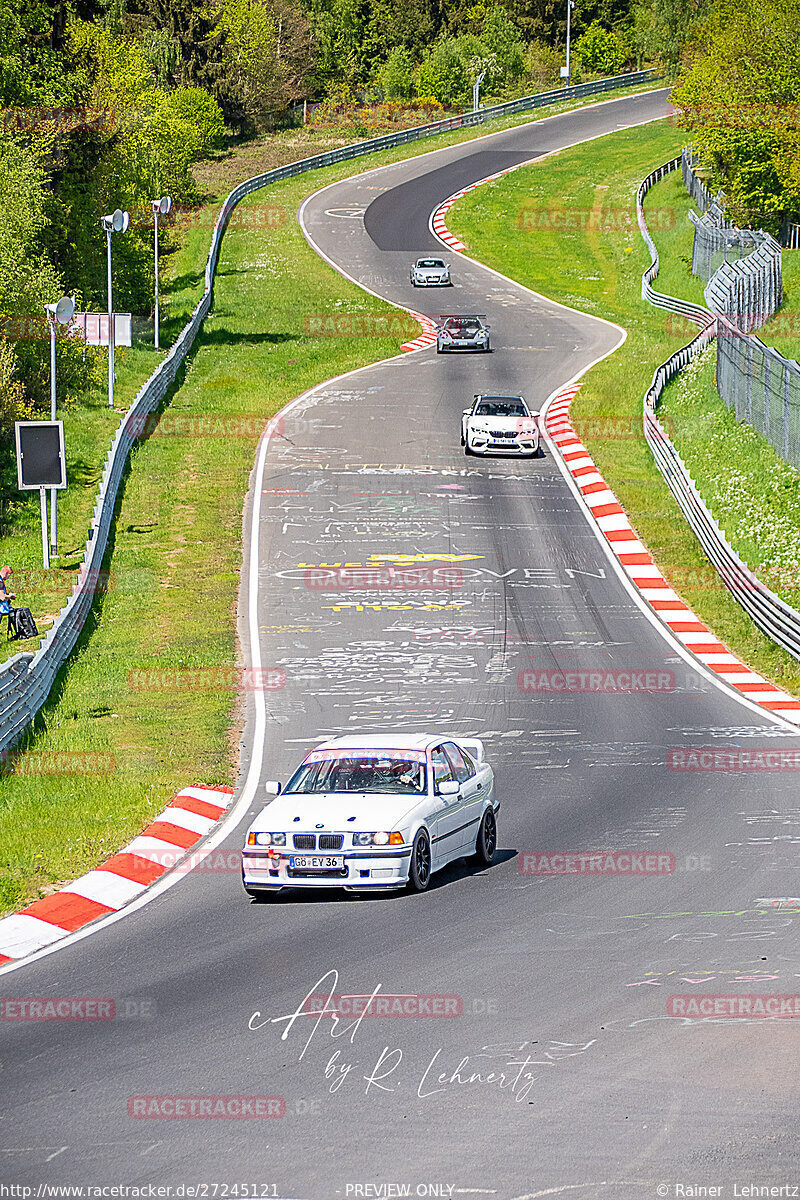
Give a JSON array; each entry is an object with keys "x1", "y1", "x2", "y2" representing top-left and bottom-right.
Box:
[{"x1": 449, "y1": 736, "x2": 486, "y2": 764}]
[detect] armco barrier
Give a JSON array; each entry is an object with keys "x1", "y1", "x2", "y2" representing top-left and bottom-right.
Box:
[
  {"x1": 0, "y1": 71, "x2": 660, "y2": 757},
  {"x1": 638, "y1": 160, "x2": 800, "y2": 662}
]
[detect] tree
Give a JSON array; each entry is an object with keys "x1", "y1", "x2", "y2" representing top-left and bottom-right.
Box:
[
  {"x1": 0, "y1": 134, "x2": 96, "y2": 416},
  {"x1": 380, "y1": 46, "x2": 414, "y2": 99},
  {"x1": 463, "y1": 6, "x2": 525, "y2": 88},
  {"x1": 631, "y1": 0, "x2": 707, "y2": 75},
  {"x1": 671, "y1": 0, "x2": 800, "y2": 228},
  {"x1": 416, "y1": 38, "x2": 469, "y2": 106},
  {"x1": 303, "y1": 0, "x2": 369, "y2": 93},
  {"x1": 0, "y1": 0, "x2": 82, "y2": 105},
  {"x1": 210, "y1": 0, "x2": 314, "y2": 127},
  {"x1": 59, "y1": 22, "x2": 226, "y2": 312},
  {"x1": 574, "y1": 20, "x2": 627, "y2": 74},
  {"x1": 144, "y1": 0, "x2": 224, "y2": 91},
  {"x1": 0, "y1": 336, "x2": 29, "y2": 433}
]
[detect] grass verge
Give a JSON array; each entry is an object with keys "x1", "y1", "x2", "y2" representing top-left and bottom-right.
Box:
[
  {"x1": 448, "y1": 120, "x2": 800, "y2": 698},
  {"x1": 0, "y1": 82, "x2": 664, "y2": 917}
]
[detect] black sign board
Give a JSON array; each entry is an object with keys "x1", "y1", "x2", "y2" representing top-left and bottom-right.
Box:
[{"x1": 15, "y1": 421, "x2": 66, "y2": 490}]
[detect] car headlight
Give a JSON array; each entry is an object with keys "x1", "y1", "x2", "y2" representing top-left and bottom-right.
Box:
[
  {"x1": 440, "y1": 331, "x2": 451, "y2": 341},
  {"x1": 247, "y1": 831, "x2": 285, "y2": 846},
  {"x1": 353, "y1": 831, "x2": 403, "y2": 847}
]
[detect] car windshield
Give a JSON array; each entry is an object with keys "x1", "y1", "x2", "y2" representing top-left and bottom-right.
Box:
[
  {"x1": 284, "y1": 751, "x2": 428, "y2": 795},
  {"x1": 418, "y1": 260, "x2": 444, "y2": 268},
  {"x1": 446, "y1": 319, "x2": 481, "y2": 334},
  {"x1": 475, "y1": 399, "x2": 527, "y2": 416}
]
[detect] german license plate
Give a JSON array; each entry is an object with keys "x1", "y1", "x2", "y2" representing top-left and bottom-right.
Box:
[{"x1": 290, "y1": 855, "x2": 344, "y2": 870}]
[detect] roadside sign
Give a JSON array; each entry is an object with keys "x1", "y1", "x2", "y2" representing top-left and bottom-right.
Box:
[
  {"x1": 15, "y1": 421, "x2": 66, "y2": 490},
  {"x1": 69, "y1": 312, "x2": 132, "y2": 347}
]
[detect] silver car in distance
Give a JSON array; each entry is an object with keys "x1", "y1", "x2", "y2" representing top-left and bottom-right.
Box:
[
  {"x1": 462, "y1": 394, "x2": 541, "y2": 457},
  {"x1": 410, "y1": 257, "x2": 451, "y2": 286},
  {"x1": 242, "y1": 734, "x2": 498, "y2": 897},
  {"x1": 436, "y1": 315, "x2": 490, "y2": 353}
]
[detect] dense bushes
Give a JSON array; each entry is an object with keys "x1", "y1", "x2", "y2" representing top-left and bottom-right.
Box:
[{"x1": 672, "y1": 0, "x2": 800, "y2": 230}]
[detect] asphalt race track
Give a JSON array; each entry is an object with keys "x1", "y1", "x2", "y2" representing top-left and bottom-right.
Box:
[{"x1": 2, "y1": 91, "x2": 799, "y2": 1198}]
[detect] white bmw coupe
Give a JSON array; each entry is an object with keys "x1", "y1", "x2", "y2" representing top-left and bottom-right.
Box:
[
  {"x1": 242, "y1": 734, "x2": 497, "y2": 898},
  {"x1": 462, "y1": 393, "x2": 541, "y2": 457}
]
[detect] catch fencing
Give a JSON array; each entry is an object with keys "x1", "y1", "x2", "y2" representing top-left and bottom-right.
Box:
[
  {"x1": 679, "y1": 150, "x2": 799, "y2": 468},
  {"x1": 638, "y1": 160, "x2": 800, "y2": 662},
  {"x1": 683, "y1": 148, "x2": 783, "y2": 329},
  {"x1": 0, "y1": 69, "x2": 661, "y2": 757},
  {"x1": 716, "y1": 318, "x2": 800, "y2": 470}
]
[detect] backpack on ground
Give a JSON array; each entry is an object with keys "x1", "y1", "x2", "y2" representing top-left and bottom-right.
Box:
[{"x1": 10, "y1": 607, "x2": 38, "y2": 640}]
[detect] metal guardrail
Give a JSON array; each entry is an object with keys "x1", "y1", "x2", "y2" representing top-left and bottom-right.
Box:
[
  {"x1": 0, "y1": 69, "x2": 662, "y2": 757},
  {"x1": 638, "y1": 160, "x2": 800, "y2": 662},
  {"x1": 638, "y1": 157, "x2": 713, "y2": 329}
]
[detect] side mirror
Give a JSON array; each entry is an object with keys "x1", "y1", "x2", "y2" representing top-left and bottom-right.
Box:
[
  {"x1": 437, "y1": 779, "x2": 460, "y2": 796},
  {"x1": 462, "y1": 408, "x2": 472, "y2": 416},
  {"x1": 264, "y1": 780, "x2": 282, "y2": 796}
]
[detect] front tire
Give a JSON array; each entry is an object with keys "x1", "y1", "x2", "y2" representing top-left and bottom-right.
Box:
[
  {"x1": 472, "y1": 808, "x2": 497, "y2": 867},
  {"x1": 408, "y1": 830, "x2": 432, "y2": 892}
]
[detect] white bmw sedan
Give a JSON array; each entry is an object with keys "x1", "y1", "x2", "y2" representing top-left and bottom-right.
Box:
[{"x1": 242, "y1": 734, "x2": 497, "y2": 898}]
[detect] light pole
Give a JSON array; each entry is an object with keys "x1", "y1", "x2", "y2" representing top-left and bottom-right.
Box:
[
  {"x1": 473, "y1": 70, "x2": 487, "y2": 113},
  {"x1": 100, "y1": 208, "x2": 130, "y2": 408},
  {"x1": 565, "y1": 0, "x2": 575, "y2": 86},
  {"x1": 44, "y1": 295, "x2": 75, "y2": 558},
  {"x1": 150, "y1": 196, "x2": 171, "y2": 350}
]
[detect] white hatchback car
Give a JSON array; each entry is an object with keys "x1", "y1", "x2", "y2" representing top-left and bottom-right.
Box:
[
  {"x1": 242, "y1": 734, "x2": 497, "y2": 898},
  {"x1": 410, "y1": 257, "x2": 451, "y2": 286},
  {"x1": 462, "y1": 393, "x2": 541, "y2": 457}
]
